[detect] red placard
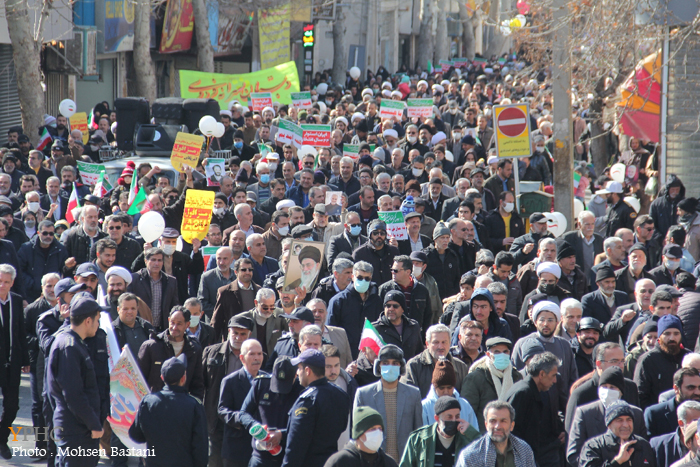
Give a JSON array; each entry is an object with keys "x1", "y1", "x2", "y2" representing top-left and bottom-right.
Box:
[{"x1": 301, "y1": 124, "x2": 331, "y2": 148}]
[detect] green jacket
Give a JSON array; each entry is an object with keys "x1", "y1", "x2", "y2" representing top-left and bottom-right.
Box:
[{"x1": 399, "y1": 423, "x2": 480, "y2": 467}]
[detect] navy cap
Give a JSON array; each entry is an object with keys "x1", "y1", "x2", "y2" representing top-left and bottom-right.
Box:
[
  {"x1": 291, "y1": 225, "x2": 313, "y2": 239},
  {"x1": 529, "y1": 212, "x2": 547, "y2": 223},
  {"x1": 75, "y1": 262, "x2": 100, "y2": 277},
  {"x1": 228, "y1": 315, "x2": 254, "y2": 330},
  {"x1": 663, "y1": 244, "x2": 683, "y2": 259},
  {"x1": 162, "y1": 227, "x2": 179, "y2": 238},
  {"x1": 657, "y1": 284, "x2": 683, "y2": 298},
  {"x1": 55, "y1": 278, "x2": 87, "y2": 297},
  {"x1": 290, "y1": 349, "x2": 325, "y2": 368},
  {"x1": 161, "y1": 355, "x2": 187, "y2": 385},
  {"x1": 461, "y1": 135, "x2": 476, "y2": 146},
  {"x1": 410, "y1": 251, "x2": 428, "y2": 263},
  {"x1": 280, "y1": 306, "x2": 314, "y2": 323},
  {"x1": 69, "y1": 293, "x2": 102, "y2": 318},
  {"x1": 270, "y1": 356, "x2": 296, "y2": 394}
]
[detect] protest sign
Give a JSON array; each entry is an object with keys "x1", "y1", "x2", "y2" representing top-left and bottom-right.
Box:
[
  {"x1": 378, "y1": 211, "x2": 408, "y2": 240},
  {"x1": 406, "y1": 99, "x2": 434, "y2": 118},
  {"x1": 171, "y1": 132, "x2": 204, "y2": 172},
  {"x1": 205, "y1": 158, "x2": 226, "y2": 186},
  {"x1": 77, "y1": 161, "x2": 107, "y2": 186},
  {"x1": 250, "y1": 92, "x2": 273, "y2": 112},
  {"x1": 439, "y1": 60, "x2": 455, "y2": 72},
  {"x1": 277, "y1": 119, "x2": 303, "y2": 148},
  {"x1": 283, "y1": 240, "x2": 326, "y2": 292},
  {"x1": 181, "y1": 189, "x2": 215, "y2": 243},
  {"x1": 291, "y1": 91, "x2": 312, "y2": 109},
  {"x1": 202, "y1": 245, "x2": 221, "y2": 267},
  {"x1": 107, "y1": 347, "x2": 150, "y2": 451},
  {"x1": 379, "y1": 100, "x2": 405, "y2": 119},
  {"x1": 301, "y1": 124, "x2": 332, "y2": 147},
  {"x1": 70, "y1": 112, "x2": 89, "y2": 144},
  {"x1": 324, "y1": 191, "x2": 342, "y2": 215}
]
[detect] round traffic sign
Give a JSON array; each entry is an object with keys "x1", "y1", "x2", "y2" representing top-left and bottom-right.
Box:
[{"x1": 497, "y1": 107, "x2": 528, "y2": 137}]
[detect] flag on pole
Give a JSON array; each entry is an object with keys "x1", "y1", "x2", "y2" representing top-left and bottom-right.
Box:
[
  {"x1": 36, "y1": 127, "x2": 52, "y2": 151},
  {"x1": 93, "y1": 170, "x2": 113, "y2": 197},
  {"x1": 428, "y1": 60, "x2": 434, "y2": 74},
  {"x1": 127, "y1": 187, "x2": 151, "y2": 215},
  {"x1": 358, "y1": 318, "x2": 386, "y2": 355},
  {"x1": 127, "y1": 171, "x2": 139, "y2": 205},
  {"x1": 66, "y1": 182, "x2": 81, "y2": 224}
]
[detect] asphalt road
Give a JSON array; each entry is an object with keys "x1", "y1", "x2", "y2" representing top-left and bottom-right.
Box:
[{"x1": 5, "y1": 374, "x2": 125, "y2": 466}]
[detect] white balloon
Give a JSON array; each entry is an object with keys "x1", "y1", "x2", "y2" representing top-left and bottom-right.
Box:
[
  {"x1": 59, "y1": 99, "x2": 77, "y2": 118},
  {"x1": 516, "y1": 14, "x2": 527, "y2": 27},
  {"x1": 199, "y1": 116, "x2": 218, "y2": 136},
  {"x1": 297, "y1": 145, "x2": 318, "y2": 159},
  {"x1": 138, "y1": 211, "x2": 166, "y2": 243},
  {"x1": 350, "y1": 67, "x2": 361, "y2": 80},
  {"x1": 574, "y1": 199, "x2": 584, "y2": 219},
  {"x1": 213, "y1": 122, "x2": 225, "y2": 138},
  {"x1": 610, "y1": 163, "x2": 626, "y2": 183},
  {"x1": 317, "y1": 83, "x2": 328, "y2": 95},
  {"x1": 317, "y1": 102, "x2": 327, "y2": 115}
]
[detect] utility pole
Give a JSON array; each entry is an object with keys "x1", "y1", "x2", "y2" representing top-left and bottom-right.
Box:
[{"x1": 551, "y1": 0, "x2": 573, "y2": 222}]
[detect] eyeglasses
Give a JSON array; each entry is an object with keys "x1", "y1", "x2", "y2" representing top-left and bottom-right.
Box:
[
  {"x1": 349, "y1": 224, "x2": 362, "y2": 228},
  {"x1": 40, "y1": 231, "x2": 54, "y2": 236},
  {"x1": 390, "y1": 268, "x2": 405, "y2": 273},
  {"x1": 238, "y1": 268, "x2": 254, "y2": 272},
  {"x1": 108, "y1": 226, "x2": 122, "y2": 230},
  {"x1": 370, "y1": 231, "x2": 386, "y2": 236},
  {"x1": 258, "y1": 305, "x2": 275, "y2": 311},
  {"x1": 385, "y1": 303, "x2": 401, "y2": 309},
  {"x1": 601, "y1": 359, "x2": 623, "y2": 365}
]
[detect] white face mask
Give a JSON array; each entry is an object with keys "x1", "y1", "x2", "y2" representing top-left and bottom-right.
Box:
[
  {"x1": 412, "y1": 168, "x2": 423, "y2": 177},
  {"x1": 268, "y1": 162, "x2": 278, "y2": 171},
  {"x1": 362, "y1": 429, "x2": 384, "y2": 452},
  {"x1": 28, "y1": 202, "x2": 40, "y2": 213},
  {"x1": 664, "y1": 259, "x2": 681, "y2": 271},
  {"x1": 412, "y1": 265, "x2": 423, "y2": 277},
  {"x1": 189, "y1": 315, "x2": 200, "y2": 327},
  {"x1": 277, "y1": 226, "x2": 289, "y2": 236},
  {"x1": 162, "y1": 244, "x2": 176, "y2": 256},
  {"x1": 503, "y1": 202, "x2": 514, "y2": 213},
  {"x1": 598, "y1": 386, "x2": 621, "y2": 407},
  {"x1": 407, "y1": 135, "x2": 417, "y2": 144},
  {"x1": 453, "y1": 132, "x2": 461, "y2": 140},
  {"x1": 535, "y1": 145, "x2": 545, "y2": 152},
  {"x1": 213, "y1": 207, "x2": 226, "y2": 216}
]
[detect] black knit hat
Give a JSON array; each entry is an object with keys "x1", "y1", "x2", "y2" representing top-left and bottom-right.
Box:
[
  {"x1": 599, "y1": 366, "x2": 625, "y2": 392},
  {"x1": 605, "y1": 401, "x2": 635, "y2": 426},
  {"x1": 434, "y1": 396, "x2": 461, "y2": 415},
  {"x1": 557, "y1": 241, "x2": 576, "y2": 261}
]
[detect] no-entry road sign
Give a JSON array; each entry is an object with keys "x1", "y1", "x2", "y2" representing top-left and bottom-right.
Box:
[{"x1": 494, "y1": 104, "x2": 532, "y2": 158}]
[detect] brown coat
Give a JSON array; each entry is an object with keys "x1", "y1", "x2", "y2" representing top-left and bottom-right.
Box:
[{"x1": 211, "y1": 281, "x2": 261, "y2": 342}]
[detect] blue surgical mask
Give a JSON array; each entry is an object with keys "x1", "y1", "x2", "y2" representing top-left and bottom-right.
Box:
[
  {"x1": 493, "y1": 353, "x2": 511, "y2": 371},
  {"x1": 350, "y1": 225, "x2": 362, "y2": 237},
  {"x1": 354, "y1": 278, "x2": 370, "y2": 293},
  {"x1": 260, "y1": 174, "x2": 270, "y2": 184},
  {"x1": 381, "y1": 365, "x2": 400, "y2": 382},
  {"x1": 234, "y1": 141, "x2": 243, "y2": 150}
]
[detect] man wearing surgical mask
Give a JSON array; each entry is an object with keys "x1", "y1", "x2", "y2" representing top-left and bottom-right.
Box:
[
  {"x1": 403, "y1": 395, "x2": 480, "y2": 467},
  {"x1": 325, "y1": 406, "x2": 397, "y2": 466},
  {"x1": 353, "y1": 344, "x2": 423, "y2": 461},
  {"x1": 185, "y1": 297, "x2": 214, "y2": 348},
  {"x1": 650, "y1": 244, "x2": 683, "y2": 287},
  {"x1": 566, "y1": 366, "x2": 645, "y2": 466},
  {"x1": 485, "y1": 191, "x2": 524, "y2": 254}
]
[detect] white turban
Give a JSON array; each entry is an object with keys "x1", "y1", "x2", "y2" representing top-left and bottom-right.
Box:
[
  {"x1": 361, "y1": 88, "x2": 373, "y2": 97},
  {"x1": 536, "y1": 261, "x2": 561, "y2": 279},
  {"x1": 220, "y1": 110, "x2": 232, "y2": 118},
  {"x1": 105, "y1": 266, "x2": 132, "y2": 286},
  {"x1": 391, "y1": 90, "x2": 402, "y2": 98},
  {"x1": 383, "y1": 129, "x2": 399, "y2": 140},
  {"x1": 432, "y1": 84, "x2": 445, "y2": 94},
  {"x1": 532, "y1": 301, "x2": 561, "y2": 322},
  {"x1": 381, "y1": 81, "x2": 392, "y2": 90},
  {"x1": 262, "y1": 106, "x2": 275, "y2": 116},
  {"x1": 431, "y1": 131, "x2": 447, "y2": 146},
  {"x1": 381, "y1": 89, "x2": 392, "y2": 98},
  {"x1": 335, "y1": 116, "x2": 348, "y2": 127},
  {"x1": 276, "y1": 200, "x2": 295, "y2": 210},
  {"x1": 417, "y1": 80, "x2": 428, "y2": 88},
  {"x1": 351, "y1": 112, "x2": 364, "y2": 122}
]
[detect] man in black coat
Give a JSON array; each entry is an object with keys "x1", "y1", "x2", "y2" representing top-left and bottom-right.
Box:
[
  {"x1": 326, "y1": 212, "x2": 367, "y2": 266},
  {"x1": 505, "y1": 351, "x2": 563, "y2": 467},
  {"x1": 635, "y1": 314, "x2": 691, "y2": 409},
  {"x1": 509, "y1": 213, "x2": 554, "y2": 267},
  {"x1": 129, "y1": 247, "x2": 180, "y2": 332},
  {"x1": 89, "y1": 214, "x2": 142, "y2": 269},
  {"x1": 565, "y1": 342, "x2": 639, "y2": 432},
  {"x1": 559, "y1": 210, "x2": 604, "y2": 273},
  {"x1": 615, "y1": 243, "x2": 654, "y2": 303},
  {"x1": 63, "y1": 204, "x2": 108, "y2": 271},
  {"x1": 581, "y1": 267, "x2": 630, "y2": 326},
  {"x1": 397, "y1": 211, "x2": 433, "y2": 256},
  {"x1": 378, "y1": 255, "x2": 432, "y2": 335},
  {"x1": 424, "y1": 222, "x2": 461, "y2": 302},
  {"x1": 649, "y1": 244, "x2": 682, "y2": 287},
  {"x1": 644, "y1": 367, "x2": 700, "y2": 439},
  {"x1": 218, "y1": 339, "x2": 266, "y2": 467},
  {"x1": 0, "y1": 265, "x2": 29, "y2": 459},
  {"x1": 352, "y1": 220, "x2": 399, "y2": 286},
  {"x1": 129, "y1": 356, "x2": 208, "y2": 467},
  {"x1": 372, "y1": 291, "x2": 424, "y2": 361},
  {"x1": 484, "y1": 191, "x2": 525, "y2": 254}
]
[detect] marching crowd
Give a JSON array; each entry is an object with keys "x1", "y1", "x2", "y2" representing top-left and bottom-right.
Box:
[{"x1": 0, "y1": 59, "x2": 697, "y2": 467}]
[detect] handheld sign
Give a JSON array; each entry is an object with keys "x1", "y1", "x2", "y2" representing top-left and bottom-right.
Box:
[
  {"x1": 378, "y1": 211, "x2": 408, "y2": 240},
  {"x1": 291, "y1": 92, "x2": 312, "y2": 109},
  {"x1": 180, "y1": 189, "x2": 215, "y2": 243},
  {"x1": 171, "y1": 132, "x2": 204, "y2": 172},
  {"x1": 301, "y1": 124, "x2": 332, "y2": 148},
  {"x1": 379, "y1": 100, "x2": 405, "y2": 120},
  {"x1": 250, "y1": 92, "x2": 273, "y2": 112}
]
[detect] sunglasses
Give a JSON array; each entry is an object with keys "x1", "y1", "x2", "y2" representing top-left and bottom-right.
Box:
[
  {"x1": 239, "y1": 268, "x2": 254, "y2": 272},
  {"x1": 258, "y1": 305, "x2": 275, "y2": 311},
  {"x1": 390, "y1": 268, "x2": 405, "y2": 273},
  {"x1": 40, "y1": 231, "x2": 54, "y2": 236},
  {"x1": 370, "y1": 231, "x2": 386, "y2": 236},
  {"x1": 356, "y1": 275, "x2": 372, "y2": 281},
  {"x1": 108, "y1": 226, "x2": 122, "y2": 230},
  {"x1": 385, "y1": 303, "x2": 401, "y2": 309}
]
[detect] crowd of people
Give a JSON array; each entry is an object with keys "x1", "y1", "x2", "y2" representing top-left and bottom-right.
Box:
[{"x1": 0, "y1": 59, "x2": 697, "y2": 467}]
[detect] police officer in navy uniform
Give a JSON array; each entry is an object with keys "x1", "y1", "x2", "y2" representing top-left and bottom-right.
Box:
[
  {"x1": 281, "y1": 349, "x2": 349, "y2": 467},
  {"x1": 129, "y1": 355, "x2": 208, "y2": 467},
  {"x1": 46, "y1": 293, "x2": 104, "y2": 467},
  {"x1": 600, "y1": 181, "x2": 636, "y2": 237},
  {"x1": 235, "y1": 356, "x2": 303, "y2": 467}
]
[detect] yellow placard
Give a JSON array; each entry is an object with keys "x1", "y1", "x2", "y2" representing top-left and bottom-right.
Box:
[
  {"x1": 179, "y1": 61, "x2": 301, "y2": 109},
  {"x1": 170, "y1": 132, "x2": 204, "y2": 172},
  {"x1": 180, "y1": 189, "x2": 215, "y2": 243},
  {"x1": 493, "y1": 104, "x2": 532, "y2": 158},
  {"x1": 70, "y1": 112, "x2": 89, "y2": 145},
  {"x1": 258, "y1": 4, "x2": 290, "y2": 70}
]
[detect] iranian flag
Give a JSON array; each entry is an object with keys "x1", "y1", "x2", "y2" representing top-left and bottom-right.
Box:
[
  {"x1": 358, "y1": 318, "x2": 386, "y2": 355},
  {"x1": 66, "y1": 182, "x2": 81, "y2": 224},
  {"x1": 36, "y1": 127, "x2": 52, "y2": 151},
  {"x1": 93, "y1": 170, "x2": 113, "y2": 197},
  {"x1": 427, "y1": 60, "x2": 434, "y2": 74},
  {"x1": 127, "y1": 187, "x2": 151, "y2": 215}
]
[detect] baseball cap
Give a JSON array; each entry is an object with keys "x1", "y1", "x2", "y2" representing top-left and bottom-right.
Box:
[
  {"x1": 55, "y1": 278, "x2": 87, "y2": 297},
  {"x1": 280, "y1": 306, "x2": 314, "y2": 323},
  {"x1": 597, "y1": 181, "x2": 623, "y2": 194},
  {"x1": 290, "y1": 349, "x2": 326, "y2": 368},
  {"x1": 75, "y1": 262, "x2": 100, "y2": 277}
]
